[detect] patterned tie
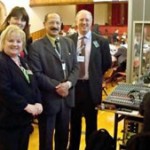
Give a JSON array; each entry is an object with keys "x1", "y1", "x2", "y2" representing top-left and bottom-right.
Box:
[
  {"x1": 55, "y1": 39, "x2": 61, "y2": 56},
  {"x1": 79, "y1": 36, "x2": 86, "y2": 78}
]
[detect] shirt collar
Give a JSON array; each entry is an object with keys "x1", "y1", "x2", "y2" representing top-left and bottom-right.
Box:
[
  {"x1": 78, "y1": 31, "x2": 91, "y2": 40},
  {"x1": 46, "y1": 34, "x2": 60, "y2": 47}
]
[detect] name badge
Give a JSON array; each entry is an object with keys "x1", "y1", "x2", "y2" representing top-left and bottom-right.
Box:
[
  {"x1": 62, "y1": 62, "x2": 66, "y2": 71},
  {"x1": 77, "y1": 56, "x2": 85, "y2": 62},
  {"x1": 93, "y1": 40, "x2": 100, "y2": 48}
]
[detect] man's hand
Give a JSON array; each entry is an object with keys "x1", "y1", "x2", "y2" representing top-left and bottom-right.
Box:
[
  {"x1": 35, "y1": 103, "x2": 43, "y2": 114},
  {"x1": 55, "y1": 82, "x2": 70, "y2": 97}
]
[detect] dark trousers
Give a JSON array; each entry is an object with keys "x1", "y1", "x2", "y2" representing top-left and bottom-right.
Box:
[
  {"x1": 0, "y1": 125, "x2": 31, "y2": 150},
  {"x1": 39, "y1": 101, "x2": 70, "y2": 150},
  {"x1": 69, "y1": 81, "x2": 97, "y2": 150}
]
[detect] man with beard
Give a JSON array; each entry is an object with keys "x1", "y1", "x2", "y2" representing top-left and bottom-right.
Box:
[{"x1": 29, "y1": 12, "x2": 79, "y2": 150}]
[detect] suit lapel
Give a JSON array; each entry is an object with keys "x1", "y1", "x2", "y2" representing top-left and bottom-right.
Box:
[
  {"x1": 72, "y1": 33, "x2": 78, "y2": 49},
  {"x1": 90, "y1": 33, "x2": 98, "y2": 62},
  {"x1": 4, "y1": 54, "x2": 29, "y2": 84},
  {"x1": 43, "y1": 36, "x2": 62, "y2": 62},
  {"x1": 59, "y1": 37, "x2": 70, "y2": 60}
]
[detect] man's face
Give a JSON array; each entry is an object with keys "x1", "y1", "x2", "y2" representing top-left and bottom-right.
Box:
[
  {"x1": 44, "y1": 14, "x2": 61, "y2": 37},
  {"x1": 76, "y1": 11, "x2": 92, "y2": 35}
]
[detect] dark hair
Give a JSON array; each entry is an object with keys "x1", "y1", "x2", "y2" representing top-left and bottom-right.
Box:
[
  {"x1": 43, "y1": 12, "x2": 61, "y2": 23},
  {"x1": 0, "y1": 6, "x2": 30, "y2": 40},
  {"x1": 92, "y1": 24, "x2": 100, "y2": 34}
]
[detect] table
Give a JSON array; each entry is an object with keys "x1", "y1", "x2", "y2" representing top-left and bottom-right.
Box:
[
  {"x1": 97, "y1": 106, "x2": 143, "y2": 150},
  {"x1": 114, "y1": 110, "x2": 143, "y2": 149}
]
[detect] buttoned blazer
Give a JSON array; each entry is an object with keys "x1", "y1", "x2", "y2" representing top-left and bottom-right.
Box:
[
  {"x1": 69, "y1": 32, "x2": 112, "y2": 105},
  {"x1": 29, "y1": 36, "x2": 79, "y2": 114},
  {"x1": 0, "y1": 52, "x2": 41, "y2": 128}
]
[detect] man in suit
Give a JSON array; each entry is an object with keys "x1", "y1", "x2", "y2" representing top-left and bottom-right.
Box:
[
  {"x1": 68, "y1": 10, "x2": 112, "y2": 150},
  {"x1": 29, "y1": 13, "x2": 79, "y2": 150}
]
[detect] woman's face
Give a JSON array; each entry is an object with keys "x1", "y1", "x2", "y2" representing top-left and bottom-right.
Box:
[
  {"x1": 8, "y1": 16, "x2": 26, "y2": 30},
  {"x1": 4, "y1": 32, "x2": 23, "y2": 58}
]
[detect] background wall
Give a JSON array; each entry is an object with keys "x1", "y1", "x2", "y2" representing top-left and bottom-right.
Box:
[
  {"x1": 126, "y1": 0, "x2": 150, "y2": 82},
  {"x1": 94, "y1": 3, "x2": 108, "y2": 25},
  {"x1": 0, "y1": 0, "x2": 108, "y2": 33}
]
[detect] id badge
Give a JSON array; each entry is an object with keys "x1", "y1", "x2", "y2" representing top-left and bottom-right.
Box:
[
  {"x1": 77, "y1": 56, "x2": 85, "y2": 62},
  {"x1": 62, "y1": 62, "x2": 66, "y2": 71}
]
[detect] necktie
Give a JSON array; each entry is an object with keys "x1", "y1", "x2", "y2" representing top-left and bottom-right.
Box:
[
  {"x1": 79, "y1": 36, "x2": 86, "y2": 78},
  {"x1": 55, "y1": 38, "x2": 67, "y2": 79},
  {"x1": 55, "y1": 39, "x2": 61, "y2": 56}
]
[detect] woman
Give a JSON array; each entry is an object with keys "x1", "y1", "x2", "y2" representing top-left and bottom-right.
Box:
[
  {"x1": 0, "y1": 25, "x2": 43, "y2": 150},
  {"x1": 0, "y1": 6, "x2": 32, "y2": 57}
]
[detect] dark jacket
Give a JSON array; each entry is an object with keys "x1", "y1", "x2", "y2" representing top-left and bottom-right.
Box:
[
  {"x1": 69, "y1": 32, "x2": 112, "y2": 104},
  {"x1": 29, "y1": 36, "x2": 79, "y2": 114},
  {"x1": 0, "y1": 52, "x2": 41, "y2": 128}
]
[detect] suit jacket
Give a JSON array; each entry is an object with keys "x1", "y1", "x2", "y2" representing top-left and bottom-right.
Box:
[
  {"x1": 0, "y1": 52, "x2": 41, "y2": 128},
  {"x1": 29, "y1": 35, "x2": 79, "y2": 115},
  {"x1": 69, "y1": 32, "x2": 112, "y2": 105}
]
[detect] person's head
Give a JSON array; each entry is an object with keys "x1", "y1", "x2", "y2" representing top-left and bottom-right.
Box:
[
  {"x1": 43, "y1": 13, "x2": 62, "y2": 38},
  {"x1": 75, "y1": 10, "x2": 93, "y2": 35},
  {"x1": 0, "y1": 25, "x2": 26, "y2": 58},
  {"x1": 115, "y1": 29, "x2": 119, "y2": 34},
  {"x1": 0, "y1": 6, "x2": 30, "y2": 39},
  {"x1": 92, "y1": 24, "x2": 100, "y2": 34}
]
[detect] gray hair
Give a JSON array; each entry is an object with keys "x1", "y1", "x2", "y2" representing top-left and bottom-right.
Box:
[{"x1": 75, "y1": 9, "x2": 93, "y2": 21}]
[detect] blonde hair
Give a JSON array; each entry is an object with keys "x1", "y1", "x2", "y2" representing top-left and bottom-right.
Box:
[{"x1": 0, "y1": 25, "x2": 26, "y2": 51}]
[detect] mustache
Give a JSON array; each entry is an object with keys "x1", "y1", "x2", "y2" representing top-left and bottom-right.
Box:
[{"x1": 50, "y1": 27, "x2": 59, "y2": 31}]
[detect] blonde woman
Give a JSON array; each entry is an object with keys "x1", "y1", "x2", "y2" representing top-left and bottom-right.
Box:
[{"x1": 0, "y1": 25, "x2": 42, "y2": 150}]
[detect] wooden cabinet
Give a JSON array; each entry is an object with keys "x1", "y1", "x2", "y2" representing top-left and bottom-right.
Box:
[{"x1": 30, "y1": 0, "x2": 93, "y2": 6}]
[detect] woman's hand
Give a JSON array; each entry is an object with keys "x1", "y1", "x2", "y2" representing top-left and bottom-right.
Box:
[{"x1": 24, "y1": 103, "x2": 43, "y2": 116}]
